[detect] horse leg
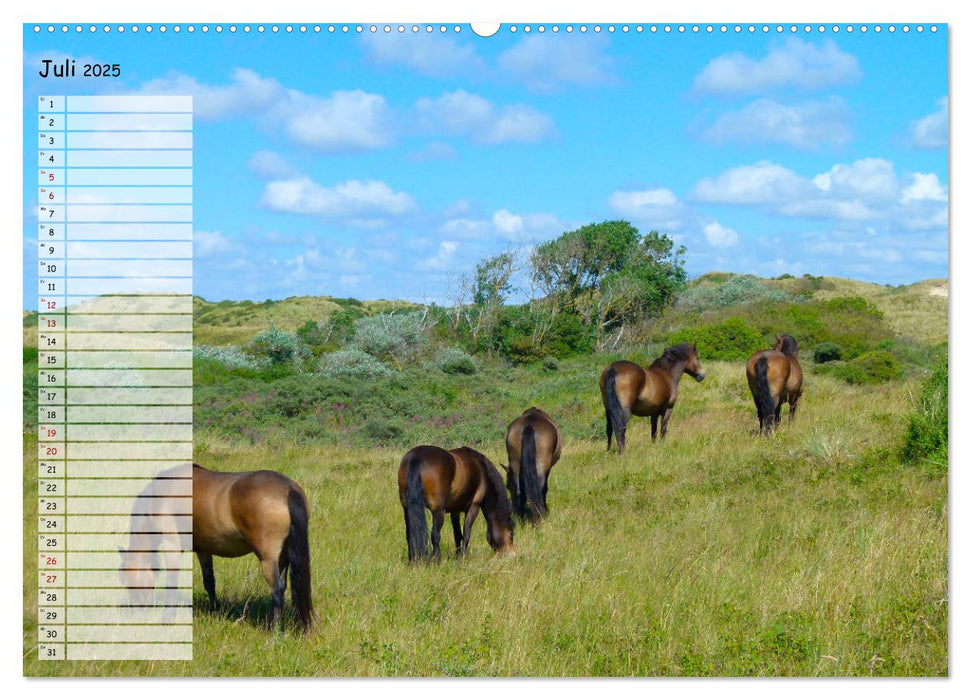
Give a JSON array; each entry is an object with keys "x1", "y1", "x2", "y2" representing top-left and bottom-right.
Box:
[
  {"x1": 430, "y1": 509, "x2": 445, "y2": 562},
  {"x1": 651, "y1": 415, "x2": 658, "y2": 442},
  {"x1": 541, "y1": 479, "x2": 549, "y2": 516},
  {"x1": 660, "y1": 408, "x2": 674, "y2": 439},
  {"x1": 789, "y1": 395, "x2": 800, "y2": 425},
  {"x1": 462, "y1": 503, "x2": 481, "y2": 554},
  {"x1": 451, "y1": 512, "x2": 463, "y2": 555},
  {"x1": 616, "y1": 410, "x2": 630, "y2": 455},
  {"x1": 260, "y1": 555, "x2": 287, "y2": 631},
  {"x1": 774, "y1": 405, "x2": 782, "y2": 431},
  {"x1": 197, "y1": 552, "x2": 217, "y2": 610}
]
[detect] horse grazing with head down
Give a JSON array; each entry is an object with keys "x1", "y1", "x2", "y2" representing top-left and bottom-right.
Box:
[
  {"x1": 600, "y1": 343, "x2": 706, "y2": 454},
  {"x1": 504, "y1": 407, "x2": 562, "y2": 522},
  {"x1": 397, "y1": 445, "x2": 515, "y2": 561},
  {"x1": 746, "y1": 333, "x2": 803, "y2": 436},
  {"x1": 119, "y1": 464, "x2": 314, "y2": 632}
]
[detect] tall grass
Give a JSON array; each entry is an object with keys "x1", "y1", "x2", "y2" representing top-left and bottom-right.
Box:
[{"x1": 23, "y1": 360, "x2": 947, "y2": 676}]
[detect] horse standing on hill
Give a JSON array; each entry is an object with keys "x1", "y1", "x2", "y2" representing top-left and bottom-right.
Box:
[
  {"x1": 746, "y1": 334, "x2": 803, "y2": 436},
  {"x1": 600, "y1": 343, "x2": 706, "y2": 454},
  {"x1": 397, "y1": 445, "x2": 515, "y2": 561},
  {"x1": 504, "y1": 408, "x2": 562, "y2": 522}
]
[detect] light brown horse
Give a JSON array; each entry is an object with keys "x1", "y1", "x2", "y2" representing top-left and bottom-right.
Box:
[
  {"x1": 600, "y1": 343, "x2": 706, "y2": 454},
  {"x1": 504, "y1": 408, "x2": 562, "y2": 522},
  {"x1": 746, "y1": 333, "x2": 803, "y2": 436},
  {"x1": 397, "y1": 445, "x2": 514, "y2": 561}
]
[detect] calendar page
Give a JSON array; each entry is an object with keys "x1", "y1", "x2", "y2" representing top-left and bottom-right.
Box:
[{"x1": 21, "y1": 19, "x2": 948, "y2": 678}]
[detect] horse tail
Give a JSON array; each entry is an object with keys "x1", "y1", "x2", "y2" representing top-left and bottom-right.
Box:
[
  {"x1": 286, "y1": 489, "x2": 314, "y2": 632},
  {"x1": 519, "y1": 424, "x2": 546, "y2": 520},
  {"x1": 404, "y1": 454, "x2": 429, "y2": 561},
  {"x1": 753, "y1": 356, "x2": 775, "y2": 434},
  {"x1": 603, "y1": 367, "x2": 627, "y2": 448}
]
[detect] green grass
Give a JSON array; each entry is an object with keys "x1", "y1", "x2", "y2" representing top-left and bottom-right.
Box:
[{"x1": 22, "y1": 359, "x2": 947, "y2": 676}]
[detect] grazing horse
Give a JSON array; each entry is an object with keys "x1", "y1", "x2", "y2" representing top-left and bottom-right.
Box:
[
  {"x1": 504, "y1": 408, "x2": 562, "y2": 522},
  {"x1": 397, "y1": 445, "x2": 515, "y2": 561},
  {"x1": 746, "y1": 334, "x2": 803, "y2": 436},
  {"x1": 600, "y1": 343, "x2": 706, "y2": 454}
]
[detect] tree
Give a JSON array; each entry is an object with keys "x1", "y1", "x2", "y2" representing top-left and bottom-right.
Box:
[{"x1": 530, "y1": 221, "x2": 686, "y2": 349}]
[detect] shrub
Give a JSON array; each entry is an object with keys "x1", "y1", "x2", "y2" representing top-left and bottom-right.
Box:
[
  {"x1": 319, "y1": 349, "x2": 393, "y2": 379},
  {"x1": 813, "y1": 342, "x2": 843, "y2": 364},
  {"x1": 669, "y1": 317, "x2": 763, "y2": 361},
  {"x1": 903, "y1": 357, "x2": 948, "y2": 471},
  {"x1": 429, "y1": 347, "x2": 477, "y2": 375},
  {"x1": 352, "y1": 311, "x2": 432, "y2": 367},
  {"x1": 250, "y1": 328, "x2": 305, "y2": 365},
  {"x1": 194, "y1": 344, "x2": 268, "y2": 370},
  {"x1": 296, "y1": 320, "x2": 326, "y2": 348},
  {"x1": 817, "y1": 350, "x2": 902, "y2": 385},
  {"x1": 676, "y1": 275, "x2": 793, "y2": 311}
]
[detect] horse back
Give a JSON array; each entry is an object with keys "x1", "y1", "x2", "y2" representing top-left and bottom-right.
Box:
[
  {"x1": 193, "y1": 466, "x2": 298, "y2": 558},
  {"x1": 506, "y1": 408, "x2": 561, "y2": 474},
  {"x1": 746, "y1": 350, "x2": 792, "y2": 398}
]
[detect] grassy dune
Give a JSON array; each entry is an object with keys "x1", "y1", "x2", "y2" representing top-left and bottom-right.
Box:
[{"x1": 23, "y1": 359, "x2": 947, "y2": 676}]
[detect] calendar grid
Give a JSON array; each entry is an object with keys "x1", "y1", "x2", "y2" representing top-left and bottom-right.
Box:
[{"x1": 37, "y1": 95, "x2": 194, "y2": 662}]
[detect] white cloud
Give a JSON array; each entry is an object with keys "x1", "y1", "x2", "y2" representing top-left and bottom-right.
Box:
[
  {"x1": 260, "y1": 177, "x2": 416, "y2": 221},
  {"x1": 692, "y1": 159, "x2": 948, "y2": 231},
  {"x1": 139, "y1": 68, "x2": 282, "y2": 120},
  {"x1": 246, "y1": 150, "x2": 298, "y2": 179},
  {"x1": 812, "y1": 158, "x2": 899, "y2": 202},
  {"x1": 607, "y1": 188, "x2": 688, "y2": 231},
  {"x1": 900, "y1": 173, "x2": 948, "y2": 203},
  {"x1": 138, "y1": 69, "x2": 391, "y2": 153},
  {"x1": 419, "y1": 240, "x2": 460, "y2": 271},
  {"x1": 361, "y1": 33, "x2": 485, "y2": 78},
  {"x1": 703, "y1": 221, "x2": 739, "y2": 248},
  {"x1": 911, "y1": 97, "x2": 948, "y2": 149},
  {"x1": 194, "y1": 230, "x2": 232, "y2": 257},
  {"x1": 693, "y1": 38, "x2": 862, "y2": 95},
  {"x1": 692, "y1": 161, "x2": 811, "y2": 205},
  {"x1": 703, "y1": 97, "x2": 852, "y2": 149},
  {"x1": 493, "y1": 209, "x2": 524, "y2": 236},
  {"x1": 497, "y1": 35, "x2": 615, "y2": 92},
  {"x1": 281, "y1": 90, "x2": 392, "y2": 152},
  {"x1": 415, "y1": 90, "x2": 555, "y2": 144}
]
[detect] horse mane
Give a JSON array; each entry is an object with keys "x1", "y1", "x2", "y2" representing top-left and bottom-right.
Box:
[
  {"x1": 650, "y1": 343, "x2": 695, "y2": 371},
  {"x1": 776, "y1": 334, "x2": 799, "y2": 357},
  {"x1": 478, "y1": 452, "x2": 514, "y2": 527}
]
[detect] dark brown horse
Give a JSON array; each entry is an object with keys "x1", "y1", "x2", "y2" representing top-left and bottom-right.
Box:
[
  {"x1": 397, "y1": 446, "x2": 515, "y2": 561},
  {"x1": 746, "y1": 334, "x2": 803, "y2": 436},
  {"x1": 504, "y1": 408, "x2": 562, "y2": 522},
  {"x1": 600, "y1": 343, "x2": 706, "y2": 454}
]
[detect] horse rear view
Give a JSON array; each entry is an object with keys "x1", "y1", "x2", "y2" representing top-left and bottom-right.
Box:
[
  {"x1": 746, "y1": 334, "x2": 804, "y2": 436},
  {"x1": 192, "y1": 464, "x2": 314, "y2": 632},
  {"x1": 397, "y1": 445, "x2": 515, "y2": 561},
  {"x1": 505, "y1": 407, "x2": 562, "y2": 522}
]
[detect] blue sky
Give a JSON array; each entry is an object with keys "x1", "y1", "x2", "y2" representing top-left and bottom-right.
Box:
[{"x1": 23, "y1": 24, "x2": 948, "y2": 305}]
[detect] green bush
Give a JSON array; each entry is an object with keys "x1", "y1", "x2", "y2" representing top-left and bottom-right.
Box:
[
  {"x1": 429, "y1": 347, "x2": 477, "y2": 375},
  {"x1": 194, "y1": 344, "x2": 268, "y2": 370},
  {"x1": 817, "y1": 350, "x2": 902, "y2": 385},
  {"x1": 319, "y1": 349, "x2": 393, "y2": 379},
  {"x1": 669, "y1": 317, "x2": 763, "y2": 361},
  {"x1": 296, "y1": 320, "x2": 326, "y2": 348},
  {"x1": 352, "y1": 311, "x2": 431, "y2": 367},
  {"x1": 813, "y1": 342, "x2": 843, "y2": 364},
  {"x1": 676, "y1": 275, "x2": 793, "y2": 312},
  {"x1": 250, "y1": 328, "x2": 305, "y2": 365},
  {"x1": 903, "y1": 357, "x2": 948, "y2": 471}
]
